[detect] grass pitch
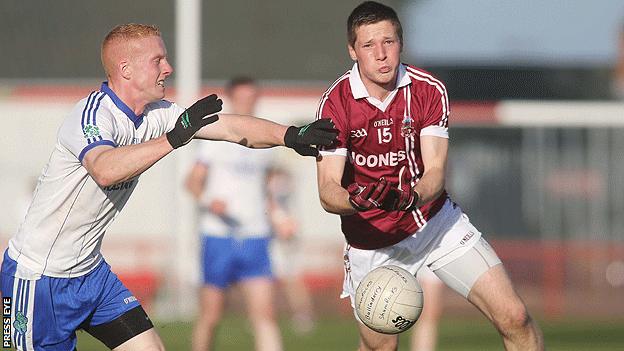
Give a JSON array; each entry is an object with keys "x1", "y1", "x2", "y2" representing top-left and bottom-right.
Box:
[{"x1": 77, "y1": 316, "x2": 624, "y2": 350}]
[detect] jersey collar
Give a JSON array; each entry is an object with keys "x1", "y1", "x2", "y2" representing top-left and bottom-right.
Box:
[
  {"x1": 100, "y1": 82, "x2": 144, "y2": 129},
  {"x1": 349, "y1": 63, "x2": 411, "y2": 100}
]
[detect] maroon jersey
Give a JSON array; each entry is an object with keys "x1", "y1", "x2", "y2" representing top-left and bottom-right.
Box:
[{"x1": 318, "y1": 63, "x2": 449, "y2": 250}]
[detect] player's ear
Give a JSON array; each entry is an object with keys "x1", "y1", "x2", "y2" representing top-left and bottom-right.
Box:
[
  {"x1": 348, "y1": 44, "x2": 357, "y2": 61},
  {"x1": 120, "y1": 60, "x2": 131, "y2": 80}
]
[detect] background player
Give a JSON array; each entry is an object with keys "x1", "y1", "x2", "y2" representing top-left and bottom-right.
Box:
[
  {"x1": 314, "y1": 2, "x2": 544, "y2": 350},
  {"x1": 185, "y1": 77, "x2": 282, "y2": 351},
  {"x1": 0, "y1": 24, "x2": 337, "y2": 351},
  {"x1": 266, "y1": 167, "x2": 317, "y2": 335}
]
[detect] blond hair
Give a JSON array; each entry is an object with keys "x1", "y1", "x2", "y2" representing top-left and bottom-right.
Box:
[{"x1": 101, "y1": 23, "x2": 161, "y2": 77}]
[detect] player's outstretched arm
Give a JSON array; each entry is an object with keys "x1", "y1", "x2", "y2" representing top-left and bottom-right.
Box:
[
  {"x1": 82, "y1": 95, "x2": 223, "y2": 187},
  {"x1": 194, "y1": 116, "x2": 338, "y2": 156},
  {"x1": 166, "y1": 94, "x2": 223, "y2": 149},
  {"x1": 283, "y1": 119, "x2": 338, "y2": 156}
]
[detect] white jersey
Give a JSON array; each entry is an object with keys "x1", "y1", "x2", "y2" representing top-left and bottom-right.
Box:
[
  {"x1": 197, "y1": 142, "x2": 273, "y2": 239},
  {"x1": 8, "y1": 82, "x2": 184, "y2": 279}
]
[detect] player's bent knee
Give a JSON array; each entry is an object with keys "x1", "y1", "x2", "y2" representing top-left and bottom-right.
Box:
[{"x1": 494, "y1": 303, "x2": 532, "y2": 336}]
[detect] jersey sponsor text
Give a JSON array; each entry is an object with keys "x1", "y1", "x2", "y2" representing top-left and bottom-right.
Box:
[
  {"x1": 102, "y1": 179, "x2": 135, "y2": 192},
  {"x1": 350, "y1": 150, "x2": 406, "y2": 168}
]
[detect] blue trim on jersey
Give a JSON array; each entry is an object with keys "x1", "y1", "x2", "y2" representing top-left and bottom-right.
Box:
[
  {"x1": 79, "y1": 140, "x2": 116, "y2": 162},
  {"x1": 85, "y1": 92, "x2": 103, "y2": 144},
  {"x1": 92, "y1": 93, "x2": 106, "y2": 142},
  {"x1": 87, "y1": 94, "x2": 97, "y2": 144},
  {"x1": 81, "y1": 91, "x2": 107, "y2": 145},
  {"x1": 81, "y1": 91, "x2": 97, "y2": 144},
  {"x1": 100, "y1": 82, "x2": 144, "y2": 129}
]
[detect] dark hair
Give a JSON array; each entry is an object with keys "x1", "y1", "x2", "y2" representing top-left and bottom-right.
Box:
[
  {"x1": 226, "y1": 76, "x2": 257, "y2": 95},
  {"x1": 347, "y1": 1, "x2": 402, "y2": 47}
]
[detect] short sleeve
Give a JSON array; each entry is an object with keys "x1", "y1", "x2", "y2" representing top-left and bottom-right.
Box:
[
  {"x1": 59, "y1": 92, "x2": 117, "y2": 163},
  {"x1": 317, "y1": 94, "x2": 348, "y2": 157},
  {"x1": 161, "y1": 101, "x2": 184, "y2": 133},
  {"x1": 143, "y1": 100, "x2": 184, "y2": 136},
  {"x1": 419, "y1": 79, "x2": 450, "y2": 139}
]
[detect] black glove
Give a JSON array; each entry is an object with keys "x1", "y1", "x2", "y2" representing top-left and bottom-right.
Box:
[
  {"x1": 166, "y1": 94, "x2": 223, "y2": 149},
  {"x1": 382, "y1": 186, "x2": 419, "y2": 211},
  {"x1": 284, "y1": 119, "x2": 338, "y2": 157},
  {"x1": 347, "y1": 178, "x2": 390, "y2": 212},
  {"x1": 381, "y1": 169, "x2": 419, "y2": 211}
]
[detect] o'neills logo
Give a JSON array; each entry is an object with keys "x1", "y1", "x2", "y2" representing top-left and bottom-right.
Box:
[
  {"x1": 460, "y1": 231, "x2": 475, "y2": 245},
  {"x1": 350, "y1": 151, "x2": 406, "y2": 167}
]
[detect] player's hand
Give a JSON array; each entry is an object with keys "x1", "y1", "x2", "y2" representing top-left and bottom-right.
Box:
[
  {"x1": 167, "y1": 94, "x2": 223, "y2": 149},
  {"x1": 347, "y1": 178, "x2": 390, "y2": 212},
  {"x1": 284, "y1": 119, "x2": 338, "y2": 157},
  {"x1": 208, "y1": 199, "x2": 227, "y2": 216},
  {"x1": 382, "y1": 186, "x2": 419, "y2": 211},
  {"x1": 381, "y1": 170, "x2": 419, "y2": 211},
  {"x1": 273, "y1": 216, "x2": 298, "y2": 240}
]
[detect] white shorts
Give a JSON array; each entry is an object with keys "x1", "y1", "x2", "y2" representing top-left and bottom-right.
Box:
[
  {"x1": 342, "y1": 199, "x2": 501, "y2": 305},
  {"x1": 270, "y1": 238, "x2": 303, "y2": 278}
]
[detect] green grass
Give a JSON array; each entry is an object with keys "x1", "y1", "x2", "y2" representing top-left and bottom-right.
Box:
[{"x1": 77, "y1": 316, "x2": 624, "y2": 350}]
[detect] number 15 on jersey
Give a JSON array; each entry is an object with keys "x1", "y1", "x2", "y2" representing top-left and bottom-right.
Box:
[{"x1": 378, "y1": 127, "x2": 392, "y2": 144}]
